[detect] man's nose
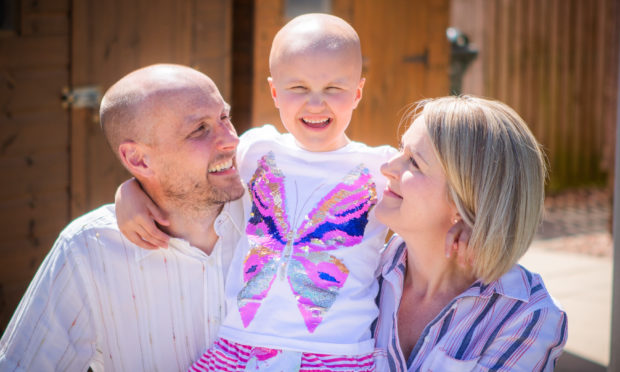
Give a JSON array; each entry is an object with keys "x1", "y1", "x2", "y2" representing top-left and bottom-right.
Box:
[{"x1": 216, "y1": 121, "x2": 240, "y2": 151}]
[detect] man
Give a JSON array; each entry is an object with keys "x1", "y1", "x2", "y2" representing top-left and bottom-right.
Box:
[{"x1": 0, "y1": 64, "x2": 245, "y2": 371}]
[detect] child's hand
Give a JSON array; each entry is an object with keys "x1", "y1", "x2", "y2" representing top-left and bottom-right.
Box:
[
  {"x1": 445, "y1": 219, "x2": 473, "y2": 269},
  {"x1": 115, "y1": 178, "x2": 170, "y2": 249}
]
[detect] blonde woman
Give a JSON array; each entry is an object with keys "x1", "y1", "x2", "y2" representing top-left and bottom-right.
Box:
[{"x1": 373, "y1": 96, "x2": 567, "y2": 371}]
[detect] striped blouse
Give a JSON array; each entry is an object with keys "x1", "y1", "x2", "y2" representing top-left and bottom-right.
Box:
[
  {"x1": 372, "y1": 236, "x2": 568, "y2": 372},
  {"x1": 0, "y1": 202, "x2": 244, "y2": 371}
]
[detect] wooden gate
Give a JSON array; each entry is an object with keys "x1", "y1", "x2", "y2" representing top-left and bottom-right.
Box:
[
  {"x1": 70, "y1": 0, "x2": 233, "y2": 216},
  {"x1": 0, "y1": 0, "x2": 233, "y2": 331},
  {"x1": 251, "y1": 0, "x2": 451, "y2": 148}
]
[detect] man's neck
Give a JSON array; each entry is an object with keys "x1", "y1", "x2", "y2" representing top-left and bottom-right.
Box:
[{"x1": 162, "y1": 203, "x2": 224, "y2": 255}]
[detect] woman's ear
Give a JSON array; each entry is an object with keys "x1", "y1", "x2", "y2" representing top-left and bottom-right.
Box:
[{"x1": 118, "y1": 141, "x2": 153, "y2": 178}]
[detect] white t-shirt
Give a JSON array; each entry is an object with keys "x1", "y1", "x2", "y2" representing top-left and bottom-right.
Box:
[{"x1": 218, "y1": 125, "x2": 397, "y2": 355}]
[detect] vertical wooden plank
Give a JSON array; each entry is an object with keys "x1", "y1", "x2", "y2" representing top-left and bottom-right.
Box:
[
  {"x1": 547, "y1": 0, "x2": 560, "y2": 183},
  {"x1": 231, "y1": 0, "x2": 255, "y2": 133},
  {"x1": 484, "y1": 0, "x2": 497, "y2": 96},
  {"x1": 523, "y1": 0, "x2": 536, "y2": 135},
  {"x1": 251, "y1": 0, "x2": 284, "y2": 130},
  {"x1": 192, "y1": 0, "x2": 233, "y2": 100},
  {"x1": 604, "y1": 0, "x2": 620, "y2": 187},
  {"x1": 582, "y1": 0, "x2": 596, "y2": 182},
  {"x1": 508, "y1": 0, "x2": 522, "y2": 112},
  {"x1": 554, "y1": 0, "x2": 570, "y2": 188},
  {"x1": 595, "y1": 0, "x2": 608, "y2": 176},
  {"x1": 426, "y1": 0, "x2": 451, "y2": 97},
  {"x1": 570, "y1": 0, "x2": 583, "y2": 181},
  {"x1": 496, "y1": 0, "x2": 509, "y2": 102},
  {"x1": 535, "y1": 0, "x2": 550, "y2": 148},
  {"x1": 69, "y1": 0, "x2": 88, "y2": 217}
]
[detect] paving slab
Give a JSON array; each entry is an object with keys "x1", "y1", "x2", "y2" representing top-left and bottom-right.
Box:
[{"x1": 520, "y1": 243, "x2": 612, "y2": 366}]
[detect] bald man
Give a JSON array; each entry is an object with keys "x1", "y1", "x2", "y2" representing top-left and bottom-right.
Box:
[{"x1": 0, "y1": 65, "x2": 245, "y2": 371}]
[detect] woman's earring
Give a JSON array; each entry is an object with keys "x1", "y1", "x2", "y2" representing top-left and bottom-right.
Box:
[{"x1": 452, "y1": 217, "x2": 460, "y2": 225}]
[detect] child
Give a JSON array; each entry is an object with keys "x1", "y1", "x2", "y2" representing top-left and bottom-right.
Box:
[{"x1": 116, "y1": 14, "x2": 466, "y2": 371}]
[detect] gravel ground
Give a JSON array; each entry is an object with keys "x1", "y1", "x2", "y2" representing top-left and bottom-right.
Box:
[{"x1": 533, "y1": 188, "x2": 613, "y2": 257}]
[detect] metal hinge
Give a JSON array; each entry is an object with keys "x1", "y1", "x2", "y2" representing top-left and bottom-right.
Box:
[
  {"x1": 61, "y1": 85, "x2": 102, "y2": 109},
  {"x1": 402, "y1": 49, "x2": 429, "y2": 66}
]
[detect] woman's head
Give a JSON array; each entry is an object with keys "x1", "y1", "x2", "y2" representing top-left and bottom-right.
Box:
[{"x1": 379, "y1": 95, "x2": 547, "y2": 283}]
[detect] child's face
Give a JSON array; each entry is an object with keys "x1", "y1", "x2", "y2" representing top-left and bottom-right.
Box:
[{"x1": 268, "y1": 48, "x2": 365, "y2": 152}]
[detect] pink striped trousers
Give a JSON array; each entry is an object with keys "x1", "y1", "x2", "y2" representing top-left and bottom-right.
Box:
[{"x1": 189, "y1": 337, "x2": 376, "y2": 371}]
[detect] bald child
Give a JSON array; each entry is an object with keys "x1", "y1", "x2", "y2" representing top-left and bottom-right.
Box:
[
  {"x1": 116, "y1": 14, "x2": 396, "y2": 371},
  {"x1": 187, "y1": 13, "x2": 398, "y2": 371}
]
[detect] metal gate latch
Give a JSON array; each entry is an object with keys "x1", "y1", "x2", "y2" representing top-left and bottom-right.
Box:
[{"x1": 61, "y1": 86, "x2": 102, "y2": 109}]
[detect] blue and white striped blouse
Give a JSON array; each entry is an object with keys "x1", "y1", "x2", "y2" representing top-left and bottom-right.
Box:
[{"x1": 372, "y1": 236, "x2": 568, "y2": 372}]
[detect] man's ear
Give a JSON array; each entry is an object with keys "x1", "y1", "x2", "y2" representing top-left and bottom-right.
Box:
[
  {"x1": 118, "y1": 141, "x2": 153, "y2": 178},
  {"x1": 267, "y1": 77, "x2": 279, "y2": 109},
  {"x1": 352, "y1": 77, "x2": 366, "y2": 109}
]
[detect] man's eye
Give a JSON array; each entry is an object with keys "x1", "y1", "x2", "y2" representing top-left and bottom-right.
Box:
[
  {"x1": 189, "y1": 124, "x2": 208, "y2": 138},
  {"x1": 221, "y1": 114, "x2": 231, "y2": 121}
]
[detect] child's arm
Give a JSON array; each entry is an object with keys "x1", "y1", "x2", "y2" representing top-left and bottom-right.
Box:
[
  {"x1": 444, "y1": 220, "x2": 473, "y2": 269},
  {"x1": 115, "y1": 178, "x2": 170, "y2": 249}
]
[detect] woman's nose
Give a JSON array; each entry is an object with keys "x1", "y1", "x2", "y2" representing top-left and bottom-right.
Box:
[{"x1": 380, "y1": 159, "x2": 398, "y2": 180}]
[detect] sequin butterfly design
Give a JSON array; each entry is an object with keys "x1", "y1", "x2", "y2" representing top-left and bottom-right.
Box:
[{"x1": 237, "y1": 152, "x2": 377, "y2": 333}]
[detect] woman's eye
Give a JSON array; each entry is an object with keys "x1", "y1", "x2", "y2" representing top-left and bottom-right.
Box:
[
  {"x1": 409, "y1": 157, "x2": 419, "y2": 168},
  {"x1": 290, "y1": 86, "x2": 307, "y2": 92}
]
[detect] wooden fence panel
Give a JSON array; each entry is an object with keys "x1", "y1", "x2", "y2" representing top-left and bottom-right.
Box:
[
  {"x1": 451, "y1": 0, "x2": 619, "y2": 191},
  {"x1": 0, "y1": 0, "x2": 71, "y2": 330}
]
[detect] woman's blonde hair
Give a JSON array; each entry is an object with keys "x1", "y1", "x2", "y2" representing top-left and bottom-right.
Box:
[{"x1": 405, "y1": 95, "x2": 547, "y2": 283}]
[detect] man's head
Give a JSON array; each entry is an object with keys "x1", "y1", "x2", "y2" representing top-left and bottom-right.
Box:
[
  {"x1": 100, "y1": 64, "x2": 245, "y2": 213},
  {"x1": 268, "y1": 13, "x2": 365, "y2": 152}
]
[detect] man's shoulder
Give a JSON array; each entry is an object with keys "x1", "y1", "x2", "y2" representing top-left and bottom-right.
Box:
[{"x1": 59, "y1": 204, "x2": 119, "y2": 241}]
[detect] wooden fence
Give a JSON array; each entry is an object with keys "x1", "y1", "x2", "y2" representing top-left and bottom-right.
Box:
[{"x1": 451, "y1": 0, "x2": 620, "y2": 191}]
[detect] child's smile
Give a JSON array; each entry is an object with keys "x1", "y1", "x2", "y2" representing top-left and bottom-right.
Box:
[{"x1": 300, "y1": 116, "x2": 331, "y2": 129}]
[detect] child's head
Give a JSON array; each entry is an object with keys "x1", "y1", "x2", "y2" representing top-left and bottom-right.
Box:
[{"x1": 268, "y1": 13, "x2": 365, "y2": 152}]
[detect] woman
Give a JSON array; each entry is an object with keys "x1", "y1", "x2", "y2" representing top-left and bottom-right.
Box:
[{"x1": 373, "y1": 95, "x2": 567, "y2": 371}]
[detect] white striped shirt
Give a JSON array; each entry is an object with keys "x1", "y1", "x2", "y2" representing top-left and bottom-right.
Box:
[
  {"x1": 372, "y1": 236, "x2": 568, "y2": 372},
  {"x1": 0, "y1": 202, "x2": 244, "y2": 371}
]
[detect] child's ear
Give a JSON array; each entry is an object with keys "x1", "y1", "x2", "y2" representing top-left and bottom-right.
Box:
[
  {"x1": 267, "y1": 77, "x2": 279, "y2": 109},
  {"x1": 118, "y1": 141, "x2": 153, "y2": 178},
  {"x1": 352, "y1": 77, "x2": 366, "y2": 109}
]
